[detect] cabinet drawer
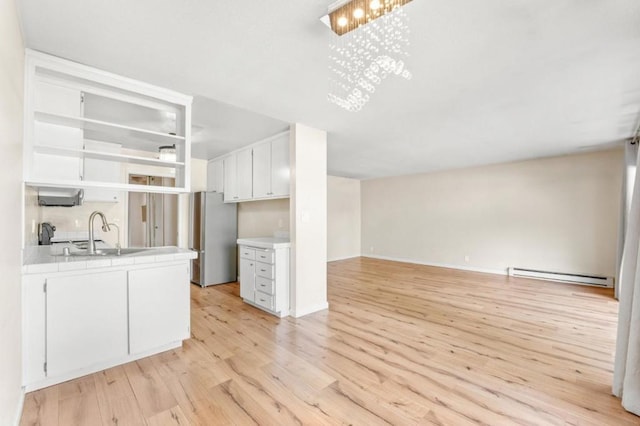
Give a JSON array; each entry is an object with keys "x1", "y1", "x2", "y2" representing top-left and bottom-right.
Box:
[
  {"x1": 255, "y1": 262, "x2": 274, "y2": 280},
  {"x1": 240, "y1": 247, "x2": 255, "y2": 260},
  {"x1": 255, "y1": 249, "x2": 274, "y2": 264},
  {"x1": 255, "y1": 276, "x2": 275, "y2": 295},
  {"x1": 254, "y1": 292, "x2": 274, "y2": 311}
]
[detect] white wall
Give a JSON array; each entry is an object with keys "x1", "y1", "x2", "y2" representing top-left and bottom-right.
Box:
[
  {"x1": 24, "y1": 186, "x2": 39, "y2": 246},
  {"x1": 289, "y1": 124, "x2": 328, "y2": 317},
  {"x1": 0, "y1": 0, "x2": 25, "y2": 423},
  {"x1": 362, "y1": 149, "x2": 623, "y2": 276},
  {"x1": 327, "y1": 176, "x2": 361, "y2": 261},
  {"x1": 238, "y1": 198, "x2": 290, "y2": 238}
]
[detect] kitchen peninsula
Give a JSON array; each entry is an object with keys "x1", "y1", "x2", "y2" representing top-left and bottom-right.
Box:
[
  {"x1": 22, "y1": 245, "x2": 196, "y2": 391},
  {"x1": 21, "y1": 50, "x2": 197, "y2": 392}
]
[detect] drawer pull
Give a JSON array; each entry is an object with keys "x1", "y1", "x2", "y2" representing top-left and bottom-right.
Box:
[
  {"x1": 260, "y1": 298, "x2": 266, "y2": 302},
  {"x1": 260, "y1": 269, "x2": 266, "y2": 272}
]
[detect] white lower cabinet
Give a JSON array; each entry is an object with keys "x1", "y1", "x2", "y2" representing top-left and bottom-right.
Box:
[
  {"x1": 128, "y1": 264, "x2": 190, "y2": 354},
  {"x1": 22, "y1": 260, "x2": 191, "y2": 391},
  {"x1": 47, "y1": 270, "x2": 128, "y2": 377},
  {"x1": 238, "y1": 244, "x2": 290, "y2": 317},
  {"x1": 239, "y1": 250, "x2": 256, "y2": 302}
]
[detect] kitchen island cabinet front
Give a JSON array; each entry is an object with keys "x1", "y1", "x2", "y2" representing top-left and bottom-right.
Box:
[
  {"x1": 22, "y1": 251, "x2": 194, "y2": 391},
  {"x1": 46, "y1": 270, "x2": 128, "y2": 378}
]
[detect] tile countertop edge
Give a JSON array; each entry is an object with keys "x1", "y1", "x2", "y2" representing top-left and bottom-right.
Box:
[
  {"x1": 23, "y1": 247, "x2": 197, "y2": 274},
  {"x1": 237, "y1": 237, "x2": 291, "y2": 249}
]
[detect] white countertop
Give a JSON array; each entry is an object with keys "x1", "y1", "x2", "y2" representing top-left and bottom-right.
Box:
[
  {"x1": 23, "y1": 245, "x2": 197, "y2": 274},
  {"x1": 237, "y1": 237, "x2": 291, "y2": 249}
]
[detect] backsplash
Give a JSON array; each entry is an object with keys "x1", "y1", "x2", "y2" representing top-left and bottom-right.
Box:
[
  {"x1": 37, "y1": 199, "x2": 125, "y2": 248},
  {"x1": 238, "y1": 198, "x2": 290, "y2": 238}
]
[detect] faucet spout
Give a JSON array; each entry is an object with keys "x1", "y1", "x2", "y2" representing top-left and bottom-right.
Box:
[{"x1": 88, "y1": 211, "x2": 110, "y2": 254}]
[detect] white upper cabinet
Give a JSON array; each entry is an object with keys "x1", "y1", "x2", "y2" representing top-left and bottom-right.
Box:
[
  {"x1": 237, "y1": 149, "x2": 253, "y2": 200},
  {"x1": 83, "y1": 140, "x2": 122, "y2": 202},
  {"x1": 31, "y1": 81, "x2": 83, "y2": 183},
  {"x1": 270, "y1": 133, "x2": 290, "y2": 197},
  {"x1": 207, "y1": 158, "x2": 224, "y2": 193},
  {"x1": 252, "y1": 142, "x2": 271, "y2": 198},
  {"x1": 223, "y1": 131, "x2": 290, "y2": 203},
  {"x1": 223, "y1": 149, "x2": 253, "y2": 202},
  {"x1": 24, "y1": 50, "x2": 193, "y2": 194},
  {"x1": 223, "y1": 155, "x2": 237, "y2": 201}
]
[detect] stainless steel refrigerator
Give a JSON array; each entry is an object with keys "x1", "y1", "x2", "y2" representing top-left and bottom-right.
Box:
[{"x1": 189, "y1": 192, "x2": 238, "y2": 287}]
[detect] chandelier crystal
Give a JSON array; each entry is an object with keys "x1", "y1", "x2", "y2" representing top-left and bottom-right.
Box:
[{"x1": 323, "y1": 0, "x2": 413, "y2": 112}]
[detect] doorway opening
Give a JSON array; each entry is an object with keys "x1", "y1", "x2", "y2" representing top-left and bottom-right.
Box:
[{"x1": 128, "y1": 175, "x2": 178, "y2": 247}]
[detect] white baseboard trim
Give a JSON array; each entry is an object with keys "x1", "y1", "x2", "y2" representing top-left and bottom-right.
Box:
[
  {"x1": 291, "y1": 301, "x2": 329, "y2": 318},
  {"x1": 362, "y1": 254, "x2": 507, "y2": 276},
  {"x1": 328, "y1": 255, "x2": 360, "y2": 262},
  {"x1": 13, "y1": 388, "x2": 25, "y2": 426}
]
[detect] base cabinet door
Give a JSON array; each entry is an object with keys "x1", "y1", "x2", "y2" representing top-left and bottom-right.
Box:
[
  {"x1": 239, "y1": 257, "x2": 256, "y2": 302},
  {"x1": 46, "y1": 270, "x2": 128, "y2": 378},
  {"x1": 23, "y1": 275, "x2": 47, "y2": 385},
  {"x1": 128, "y1": 264, "x2": 190, "y2": 355}
]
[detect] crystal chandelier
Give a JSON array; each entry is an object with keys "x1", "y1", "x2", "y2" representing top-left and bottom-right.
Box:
[{"x1": 322, "y1": 0, "x2": 413, "y2": 112}]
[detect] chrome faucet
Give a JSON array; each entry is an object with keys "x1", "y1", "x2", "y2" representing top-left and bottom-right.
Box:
[{"x1": 88, "y1": 211, "x2": 111, "y2": 254}]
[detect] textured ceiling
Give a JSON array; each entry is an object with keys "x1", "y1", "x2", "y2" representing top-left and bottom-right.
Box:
[{"x1": 17, "y1": 0, "x2": 640, "y2": 179}]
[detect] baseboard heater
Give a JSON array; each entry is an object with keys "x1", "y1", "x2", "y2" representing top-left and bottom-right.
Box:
[{"x1": 508, "y1": 267, "x2": 614, "y2": 288}]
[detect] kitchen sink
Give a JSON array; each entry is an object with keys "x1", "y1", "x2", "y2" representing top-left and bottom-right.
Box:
[{"x1": 68, "y1": 248, "x2": 151, "y2": 257}]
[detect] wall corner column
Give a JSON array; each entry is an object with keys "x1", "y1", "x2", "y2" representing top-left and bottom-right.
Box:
[{"x1": 289, "y1": 123, "x2": 328, "y2": 317}]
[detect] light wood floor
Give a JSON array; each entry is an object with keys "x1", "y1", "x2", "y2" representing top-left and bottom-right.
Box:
[{"x1": 20, "y1": 257, "x2": 639, "y2": 425}]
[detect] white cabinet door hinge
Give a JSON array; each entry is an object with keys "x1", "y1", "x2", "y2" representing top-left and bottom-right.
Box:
[
  {"x1": 43, "y1": 362, "x2": 47, "y2": 374},
  {"x1": 43, "y1": 280, "x2": 47, "y2": 293}
]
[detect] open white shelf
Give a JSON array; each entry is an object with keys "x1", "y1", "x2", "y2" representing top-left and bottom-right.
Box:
[
  {"x1": 24, "y1": 50, "x2": 192, "y2": 194},
  {"x1": 26, "y1": 179, "x2": 184, "y2": 195},
  {"x1": 34, "y1": 111, "x2": 185, "y2": 146},
  {"x1": 34, "y1": 144, "x2": 185, "y2": 168}
]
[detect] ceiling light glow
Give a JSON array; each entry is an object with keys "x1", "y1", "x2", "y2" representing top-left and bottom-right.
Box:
[{"x1": 325, "y1": 0, "x2": 413, "y2": 112}]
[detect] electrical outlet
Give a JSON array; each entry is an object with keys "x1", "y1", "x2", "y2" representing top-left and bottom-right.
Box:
[
  {"x1": 31, "y1": 219, "x2": 36, "y2": 234},
  {"x1": 370, "y1": 246, "x2": 374, "y2": 253},
  {"x1": 464, "y1": 255, "x2": 470, "y2": 263}
]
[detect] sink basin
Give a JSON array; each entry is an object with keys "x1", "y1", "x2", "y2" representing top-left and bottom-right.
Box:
[{"x1": 68, "y1": 248, "x2": 151, "y2": 257}]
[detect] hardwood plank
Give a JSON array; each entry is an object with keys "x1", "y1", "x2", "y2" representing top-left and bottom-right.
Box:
[
  {"x1": 93, "y1": 366, "x2": 146, "y2": 426},
  {"x1": 57, "y1": 377, "x2": 102, "y2": 426},
  {"x1": 19, "y1": 386, "x2": 58, "y2": 426},
  {"x1": 146, "y1": 405, "x2": 190, "y2": 426},
  {"x1": 123, "y1": 358, "x2": 178, "y2": 419}
]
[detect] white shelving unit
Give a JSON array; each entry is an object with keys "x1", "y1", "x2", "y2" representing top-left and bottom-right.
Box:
[{"x1": 24, "y1": 49, "x2": 193, "y2": 194}]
